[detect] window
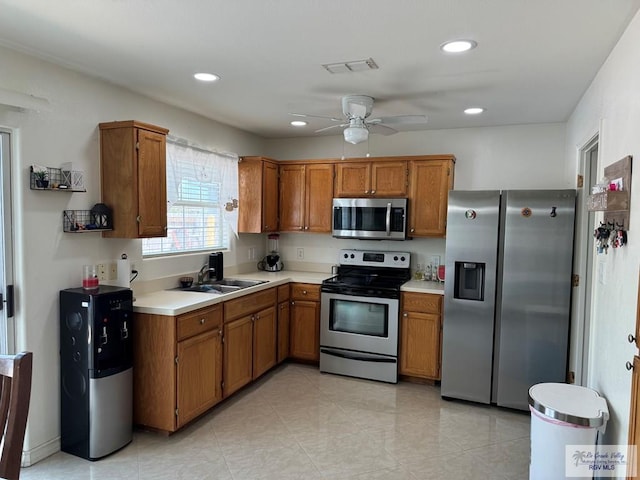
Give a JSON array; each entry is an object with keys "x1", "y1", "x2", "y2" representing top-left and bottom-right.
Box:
[{"x1": 142, "y1": 140, "x2": 239, "y2": 257}]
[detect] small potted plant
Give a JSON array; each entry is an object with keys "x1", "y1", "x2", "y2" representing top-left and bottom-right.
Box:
[{"x1": 32, "y1": 165, "x2": 49, "y2": 188}]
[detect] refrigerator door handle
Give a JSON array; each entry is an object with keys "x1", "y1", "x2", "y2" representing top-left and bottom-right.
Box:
[{"x1": 385, "y1": 202, "x2": 392, "y2": 236}]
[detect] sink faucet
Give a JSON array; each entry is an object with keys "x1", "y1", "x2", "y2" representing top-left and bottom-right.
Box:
[{"x1": 197, "y1": 264, "x2": 216, "y2": 285}]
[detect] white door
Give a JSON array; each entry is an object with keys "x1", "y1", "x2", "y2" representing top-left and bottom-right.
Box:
[{"x1": 0, "y1": 130, "x2": 15, "y2": 354}]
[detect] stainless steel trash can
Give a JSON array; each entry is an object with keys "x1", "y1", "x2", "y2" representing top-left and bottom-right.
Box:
[{"x1": 529, "y1": 383, "x2": 609, "y2": 480}]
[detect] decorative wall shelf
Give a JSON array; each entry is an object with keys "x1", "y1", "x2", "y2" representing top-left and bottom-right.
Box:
[
  {"x1": 63, "y1": 207, "x2": 112, "y2": 233},
  {"x1": 587, "y1": 155, "x2": 632, "y2": 228},
  {"x1": 30, "y1": 165, "x2": 86, "y2": 192}
]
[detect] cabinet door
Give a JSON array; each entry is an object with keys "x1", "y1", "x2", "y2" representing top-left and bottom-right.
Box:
[
  {"x1": 305, "y1": 163, "x2": 334, "y2": 233},
  {"x1": 335, "y1": 163, "x2": 370, "y2": 197},
  {"x1": 263, "y1": 161, "x2": 279, "y2": 232},
  {"x1": 290, "y1": 300, "x2": 319, "y2": 361},
  {"x1": 223, "y1": 316, "x2": 253, "y2": 397},
  {"x1": 371, "y1": 161, "x2": 407, "y2": 197},
  {"x1": 277, "y1": 300, "x2": 290, "y2": 363},
  {"x1": 238, "y1": 158, "x2": 263, "y2": 233},
  {"x1": 137, "y1": 128, "x2": 167, "y2": 237},
  {"x1": 279, "y1": 164, "x2": 306, "y2": 232},
  {"x1": 399, "y1": 311, "x2": 441, "y2": 379},
  {"x1": 176, "y1": 328, "x2": 222, "y2": 427},
  {"x1": 408, "y1": 159, "x2": 454, "y2": 237},
  {"x1": 253, "y1": 306, "x2": 277, "y2": 379}
]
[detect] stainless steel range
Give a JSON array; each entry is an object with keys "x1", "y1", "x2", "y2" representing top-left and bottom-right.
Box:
[{"x1": 320, "y1": 249, "x2": 411, "y2": 383}]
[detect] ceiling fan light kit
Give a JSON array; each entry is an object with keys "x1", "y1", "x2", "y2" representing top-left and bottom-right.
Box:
[{"x1": 343, "y1": 125, "x2": 369, "y2": 144}]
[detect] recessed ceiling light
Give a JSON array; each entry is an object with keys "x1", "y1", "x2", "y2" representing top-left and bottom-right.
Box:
[
  {"x1": 441, "y1": 40, "x2": 477, "y2": 53},
  {"x1": 464, "y1": 107, "x2": 485, "y2": 115},
  {"x1": 194, "y1": 72, "x2": 220, "y2": 82},
  {"x1": 290, "y1": 121, "x2": 307, "y2": 127}
]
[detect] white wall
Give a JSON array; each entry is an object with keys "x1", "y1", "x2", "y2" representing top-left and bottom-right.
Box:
[
  {"x1": 565, "y1": 10, "x2": 640, "y2": 447},
  {"x1": 0, "y1": 45, "x2": 267, "y2": 463}
]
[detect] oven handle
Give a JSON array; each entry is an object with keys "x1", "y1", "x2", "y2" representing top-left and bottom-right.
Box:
[
  {"x1": 385, "y1": 202, "x2": 392, "y2": 236},
  {"x1": 321, "y1": 348, "x2": 396, "y2": 363}
]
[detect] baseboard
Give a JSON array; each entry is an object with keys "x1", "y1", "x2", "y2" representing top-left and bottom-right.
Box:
[{"x1": 21, "y1": 437, "x2": 60, "y2": 467}]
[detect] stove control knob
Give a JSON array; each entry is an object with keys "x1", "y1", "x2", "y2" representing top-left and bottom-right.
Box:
[
  {"x1": 401, "y1": 256, "x2": 406, "y2": 262},
  {"x1": 350, "y1": 254, "x2": 355, "y2": 259},
  {"x1": 394, "y1": 256, "x2": 398, "y2": 261},
  {"x1": 343, "y1": 253, "x2": 348, "y2": 259}
]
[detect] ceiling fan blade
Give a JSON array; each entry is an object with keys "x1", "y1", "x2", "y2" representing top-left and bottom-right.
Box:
[
  {"x1": 368, "y1": 115, "x2": 428, "y2": 126},
  {"x1": 289, "y1": 112, "x2": 343, "y2": 122},
  {"x1": 367, "y1": 124, "x2": 398, "y2": 136},
  {"x1": 315, "y1": 123, "x2": 348, "y2": 133}
]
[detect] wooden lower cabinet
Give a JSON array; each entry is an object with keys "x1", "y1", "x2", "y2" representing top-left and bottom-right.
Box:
[
  {"x1": 222, "y1": 315, "x2": 254, "y2": 397},
  {"x1": 133, "y1": 304, "x2": 223, "y2": 432},
  {"x1": 277, "y1": 284, "x2": 290, "y2": 363},
  {"x1": 222, "y1": 288, "x2": 277, "y2": 397},
  {"x1": 289, "y1": 283, "x2": 320, "y2": 362},
  {"x1": 399, "y1": 292, "x2": 443, "y2": 380}
]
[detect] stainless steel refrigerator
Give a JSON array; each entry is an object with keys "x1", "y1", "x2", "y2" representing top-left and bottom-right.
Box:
[{"x1": 441, "y1": 190, "x2": 576, "y2": 410}]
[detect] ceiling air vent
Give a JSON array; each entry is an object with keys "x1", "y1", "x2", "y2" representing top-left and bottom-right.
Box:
[{"x1": 322, "y1": 57, "x2": 379, "y2": 74}]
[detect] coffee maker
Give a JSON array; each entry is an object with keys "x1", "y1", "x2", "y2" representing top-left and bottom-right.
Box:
[{"x1": 258, "y1": 233, "x2": 284, "y2": 272}]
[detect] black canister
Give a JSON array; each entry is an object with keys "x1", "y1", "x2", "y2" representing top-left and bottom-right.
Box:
[{"x1": 209, "y1": 252, "x2": 224, "y2": 281}]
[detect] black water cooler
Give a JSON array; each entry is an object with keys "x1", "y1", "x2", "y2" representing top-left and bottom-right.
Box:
[{"x1": 60, "y1": 286, "x2": 133, "y2": 460}]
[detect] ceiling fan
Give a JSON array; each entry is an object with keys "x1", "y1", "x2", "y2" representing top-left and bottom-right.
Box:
[{"x1": 291, "y1": 95, "x2": 428, "y2": 144}]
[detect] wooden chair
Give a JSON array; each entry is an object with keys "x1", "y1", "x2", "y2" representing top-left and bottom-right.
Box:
[{"x1": 0, "y1": 352, "x2": 33, "y2": 480}]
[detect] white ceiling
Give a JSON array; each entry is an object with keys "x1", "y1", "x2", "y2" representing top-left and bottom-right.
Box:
[{"x1": 0, "y1": 0, "x2": 639, "y2": 139}]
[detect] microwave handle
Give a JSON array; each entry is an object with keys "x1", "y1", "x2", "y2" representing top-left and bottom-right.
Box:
[{"x1": 385, "y1": 202, "x2": 392, "y2": 236}]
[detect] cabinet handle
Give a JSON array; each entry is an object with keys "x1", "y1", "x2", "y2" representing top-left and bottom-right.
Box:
[
  {"x1": 403, "y1": 312, "x2": 408, "y2": 317},
  {"x1": 410, "y1": 228, "x2": 415, "y2": 233},
  {"x1": 218, "y1": 329, "x2": 223, "y2": 336},
  {"x1": 251, "y1": 315, "x2": 255, "y2": 322},
  {"x1": 136, "y1": 215, "x2": 141, "y2": 223},
  {"x1": 291, "y1": 301, "x2": 295, "y2": 305},
  {"x1": 200, "y1": 318, "x2": 205, "y2": 325},
  {"x1": 302, "y1": 290, "x2": 307, "y2": 295},
  {"x1": 629, "y1": 334, "x2": 636, "y2": 344},
  {"x1": 627, "y1": 361, "x2": 634, "y2": 371},
  {"x1": 304, "y1": 226, "x2": 309, "y2": 230},
  {"x1": 371, "y1": 190, "x2": 376, "y2": 194},
  {"x1": 365, "y1": 190, "x2": 369, "y2": 194},
  {"x1": 256, "y1": 314, "x2": 260, "y2": 320},
  {"x1": 299, "y1": 226, "x2": 303, "y2": 230}
]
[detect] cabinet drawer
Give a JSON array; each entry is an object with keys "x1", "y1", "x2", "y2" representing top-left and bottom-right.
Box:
[
  {"x1": 224, "y1": 288, "x2": 277, "y2": 322},
  {"x1": 177, "y1": 305, "x2": 222, "y2": 341},
  {"x1": 402, "y1": 292, "x2": 442, "y2": 314},
  {"x1": 277, "y1": 284, "x2": 290, "y2": 303},
  {"x1": 290, "y1": 283, "x2": 321, "y2": 301}
]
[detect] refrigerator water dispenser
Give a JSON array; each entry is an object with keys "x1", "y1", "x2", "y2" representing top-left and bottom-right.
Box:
[{"x1": 454, "y1": 261, "x2": 485, "y2": 301}]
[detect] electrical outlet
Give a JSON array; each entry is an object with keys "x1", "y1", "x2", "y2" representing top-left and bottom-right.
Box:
[
  {"x1": 97, "y1": 263, "x2": 107, "y2": 282},
  {"x1": 297, "y1": 248, "x2": 304, "y2": 260},
  {"x1": 109, "y1": 263, "x2": 118, "y2": 280}
]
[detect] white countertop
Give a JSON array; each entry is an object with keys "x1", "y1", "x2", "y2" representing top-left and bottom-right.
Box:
[
  {"x1": 134, "y1": 271, "x2": 444, "y2": 316},
  {"x1": 401, "y1": 280, "x2": 445, "y2": 295},
  {"x1": 133, "y1": 270, "x2": 332, "y2": 316}
]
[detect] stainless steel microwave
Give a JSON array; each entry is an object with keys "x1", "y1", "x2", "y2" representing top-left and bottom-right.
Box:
[{"x1": 332, "y1": 198, "x2": 408, "y2": 240}]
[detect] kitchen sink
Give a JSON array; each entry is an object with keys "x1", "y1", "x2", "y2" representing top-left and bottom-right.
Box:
[
  {"x1": 209, "y1": 278, "x2": 267, "y2": 288},
  {"x1": 172, "y1": 278, "x2": 266, "y2": 294}
]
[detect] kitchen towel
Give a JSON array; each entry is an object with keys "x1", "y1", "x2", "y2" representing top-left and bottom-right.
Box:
[{"x1": 116, "y1": 255, "x2": 131, "y2": 288}]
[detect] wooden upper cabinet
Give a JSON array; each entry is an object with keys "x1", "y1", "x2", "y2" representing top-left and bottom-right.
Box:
[
  {"x1": 100, "y1": 120, "x2": 169, "y2": 238},
  {"x1": 280, "y1": 163, "x2": 333, "y2": 233},
  {"x1": 335, "y1": 162, "x2": 371, "y2": 196},
  {"x1": 407, "y1": 157, "x2": 455, "y2": 237},
  {"x1": 238, "y1": 156, "x2": 279, "y2": 233},
  {"x1": 335, "y1": 160, "x2": 407, "y2": 197},
  {"x1": 279, "y1": 164, "x2": 306, "y2": 231}
]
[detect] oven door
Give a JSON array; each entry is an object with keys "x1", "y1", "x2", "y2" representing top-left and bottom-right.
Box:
[{"x1": 320, "y1": 292, "x2": 399, "y2": 357}]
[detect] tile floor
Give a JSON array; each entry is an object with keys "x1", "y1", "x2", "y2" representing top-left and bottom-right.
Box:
[{"x1": 21, "y1": 364, "x2": 531, "y2": 479}]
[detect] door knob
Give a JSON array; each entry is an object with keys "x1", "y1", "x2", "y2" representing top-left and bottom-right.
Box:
[
  {"x1": 627, "y1": 361, "x2": 634, "y2": 371},
  {"x1": 629, "y1": 334, "x2": 636, "y2": 344}
]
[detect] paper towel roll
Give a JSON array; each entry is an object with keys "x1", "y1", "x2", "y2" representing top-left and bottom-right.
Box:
[{"x1": 116, "y1": 256, "x2": 131, "y2": 288}]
